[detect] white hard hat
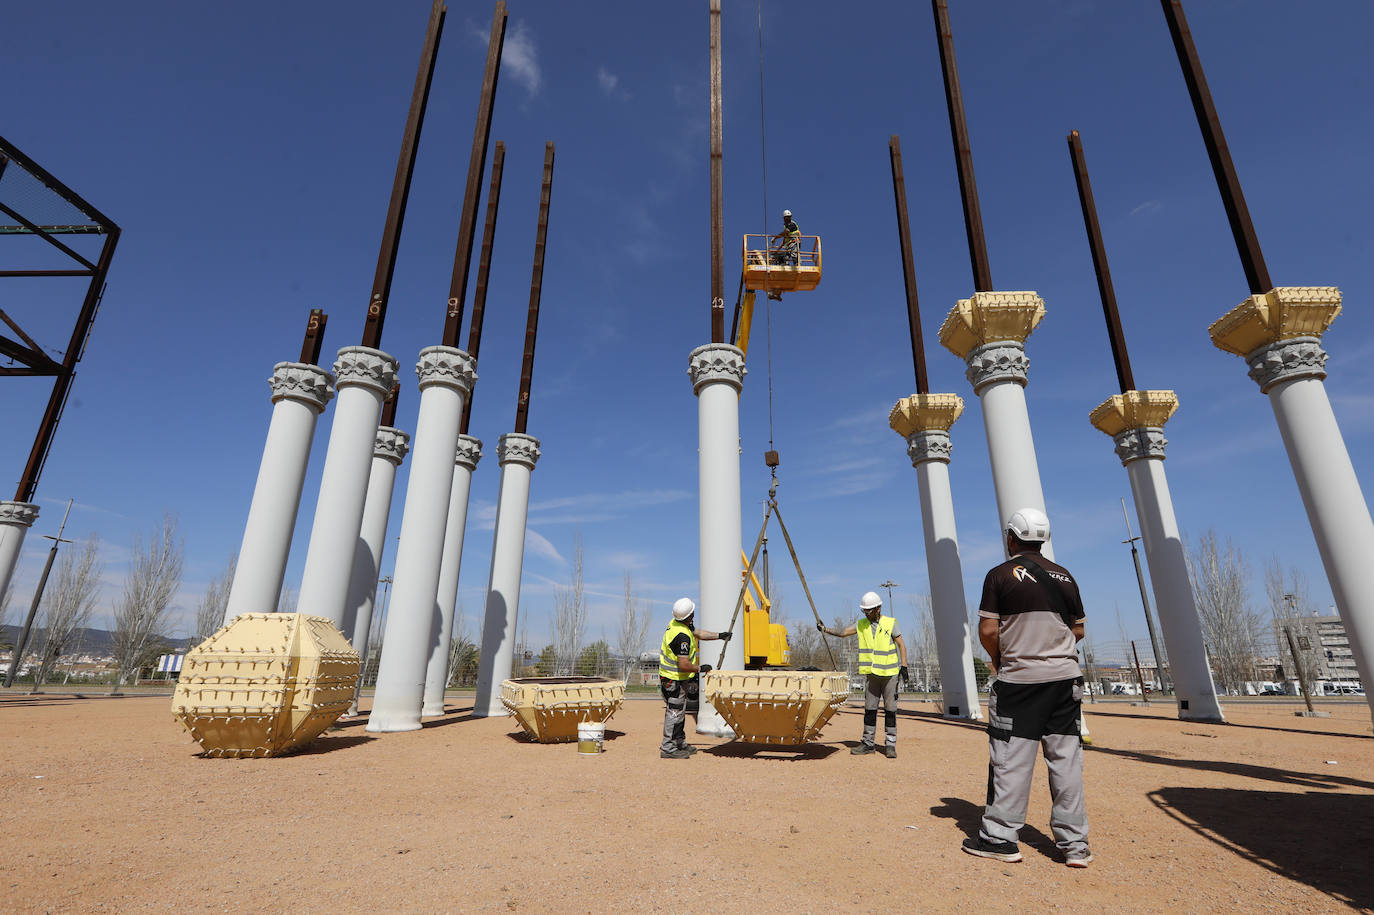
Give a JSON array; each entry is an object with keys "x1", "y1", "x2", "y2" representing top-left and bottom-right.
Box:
[
  {"x1": 672, "y1": 597, "x2": 696, "y2": 621},
  {"x1": 782, "y1": 209, "x2": 792, "y2": 218},
  {"x1": 1006, "y1": 507, "x2": 1051, "y2": 543},
  {"x1": 859, "y1": 591, "x2": 882, "y2": 611}
]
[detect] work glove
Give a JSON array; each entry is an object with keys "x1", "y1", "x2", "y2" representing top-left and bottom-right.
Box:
[
  {"x1": 900, "y1": 665, "x2": 910, "y2": 684},
  {"x1": 699, "y1": 665, "x2": 713, "y2": 676},
  {"x1": 815, "y1": 622, "x2": 826, "y2": 633},
  {"x1": 718, "y1": 630, "x2": 732, "y2": 642}
]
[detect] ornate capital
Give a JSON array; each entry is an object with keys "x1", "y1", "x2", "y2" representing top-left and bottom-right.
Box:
[
  {"x1": 1209, "y1": 286, "x2": 1341, "y2": 357},
  {"x1": 373, "y1": 426, "x2": 410, "y2": 466},
  {"x1": 687, "y1": 343, "x2": 747, "y2": 394},
  {"x1": 1089, "y1": 390, "x2": 1179, "y2": 437},
  {"x1": 1113, "y1": 427, "x2": 1168, "y2": 465},
  {"x1": 269, "y1": 362, "x2": 335, "y2": 412},
  {"x1": 455, "y1": 434, "x2": 483, "y2": 471},
  {"x1": 906, "y1": 429, "x2": 953, "y2": 466},
  {"x1": 965, "y1": 342, "x2": 1030, "y2": 392},
  {"x1": 333, "y1": 346, "x2": 398, "y2": 398},
  {"x1": 1246, "y1": 337, "x2": 1328, "y2": 393},
  {"x1": 415, "y1": 345, "x2": 477, "y2": 395},
  {"x1": 938, "y1": 291, "x2": 1046, "y2": 359},
  {"x1": 497, "y1": 432, "x2": 541, "y2": 470},
  {"x1": 0, "y1": 501, "x2": 40, "y2": 528},
  {"x1": 889, "y1": 392, "x2": 964, "y2": 438}
]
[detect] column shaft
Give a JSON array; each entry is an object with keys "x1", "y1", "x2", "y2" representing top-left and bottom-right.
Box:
[
  {"x1": 368, "y1": 347, "x2": 474, "y2": 732},
  {"x1": 423, "y1": 440, "x2": 480, "y2": 716},
  {"x1": 1268, "y1": 376, "x2": 1374, "y2": 716},
  {"x1": 298, "y1": 347, "x2": 397, "y2": 626},
  {"x1": 914, "y1": 459, "x2": 981, "y2": 719},
  {"x1": 696, "y1": 384, "x2": 744, "y2": 735},
  {"x1": 345, "y1": 453, "x2": 399, "y2": 716},
  {"x1": 976, "y1": 380, "x2": 1054, "y2": 563},
  {"x1": 0, "y1": 502, "x2": 38, "y2": 610},
  {"x1": 1125, "y1": 457, "x2": 1225, "y2": 721},
  {"x1": 226, "y1": 370, "x2": 331, "y2": 622},
  {"x1": 473, "y1": 433, "x2": 540, "y2": 718}
]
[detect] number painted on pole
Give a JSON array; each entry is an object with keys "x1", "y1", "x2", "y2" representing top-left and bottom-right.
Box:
[{"x1": 448, "y1": 297, "x2": 460, "y2": 317}]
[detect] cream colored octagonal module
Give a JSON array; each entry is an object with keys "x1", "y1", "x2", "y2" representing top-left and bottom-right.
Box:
[
  {"x1": 938, "y1": 291, "x2": 1046, "y2": 358},
  {"x1": 500, "y1": 676, "x2": 625, "y2": 742},
  {"x1": 1089, "y1": 390, "x2": 1179, "y2": 437},
  {"x1": 702, "y1": 670, "x2": 849, "y2": 746},
  {"x1": 889, "y1": 392, "x2": 965, "y2": 437},
  {"x1": 171, "y1": 613, "x2": 359, "y2": 758},
  {"x1": 1209, "y1": 286, "x2": 1341, "y2": 356}
]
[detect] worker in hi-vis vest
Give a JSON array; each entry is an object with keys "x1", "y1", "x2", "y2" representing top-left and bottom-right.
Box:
[
  {"x1": 659, "y1": 597, "x2": 731, "y2": 759},
  {"x1": 819, "y1": 591, "x2": 909, "y2": 758}
]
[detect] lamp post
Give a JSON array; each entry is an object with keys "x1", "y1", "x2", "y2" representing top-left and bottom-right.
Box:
[{"x1": 879, "y1": 579, "x2": 899, "y2": 610}]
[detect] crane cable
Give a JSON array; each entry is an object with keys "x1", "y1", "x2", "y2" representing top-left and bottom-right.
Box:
[{"x1": 756, "y1": 0, "x2": 777, "y2": 456}]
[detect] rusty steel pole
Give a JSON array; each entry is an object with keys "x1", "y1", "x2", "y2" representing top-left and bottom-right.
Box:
[
  {"x1": 443, "y1": 1, "x2": 508, "y2": 346},
  {"x1": 888, "y1": 136, "x2": 929, "y2": 395},
  {"x1": 513, "y1": 143, "x2": 556, "y2": 435},
  {"x1": 1160, "y1": 0, "x2": 1270, "y2": 294},
  {"x1": 1068, "y1": 130, "x2": 1135, "y2": 393},
  {"x1": 380, "y1": 383, "x2": 399, "y2": 428},
  {"x1": 460, "y1": 141, "x2": 507, "y2": 436},
  {"x1": 932, "y1": 0, "x2": 992, "y2": 293},
  {"x1": 298, "y1": 308, "x2": 328, "y2": 366},
  {"x1": 708, "y1": 0, "x2": 725, "y2": 343},
  {"x1": 359, "y1": 0, "x2": 446, "y2": 348}
]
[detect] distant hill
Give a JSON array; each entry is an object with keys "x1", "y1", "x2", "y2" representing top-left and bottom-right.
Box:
[{"x1": 0, "y1": 625, "x2": 196, "y2": 658}]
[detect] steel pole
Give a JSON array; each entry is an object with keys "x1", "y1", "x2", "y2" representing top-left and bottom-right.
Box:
[
  {"x1": 708, "y1": 0, "x2": 725, "y2": 342},
  {"x1": 888, "y1": 136, "x2": 929, "y2": 394},
  {"x1": 3, "y1": 499, "x2": 72, "y2": 688},
  {"x1": 513, "y1": 143, "x2": 555, "y2": 434}
]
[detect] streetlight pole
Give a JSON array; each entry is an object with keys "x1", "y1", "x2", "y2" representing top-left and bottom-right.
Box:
[
  {"x1": 878, "y1": 579, "x2": 899, "y2": 610},
  {"x1": 1282, "y1": 591, "x2": 1317, "y2": 714},
  {"x1": 1120, "y1": 498, "x2": 1168, "y2": 693}
]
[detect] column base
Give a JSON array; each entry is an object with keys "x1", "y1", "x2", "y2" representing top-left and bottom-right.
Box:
[
  {"x1": 364, "y1": 710, "x2": 423, "y2": 733},
  {"x1": 694, "y1": 721, "x2": 736, "y2": 739},
  {"x1": 421, "y1": 701, "x2": 447, "y2": 718},
  {"x1": 1178, "y1": 707, "x2": 1226, "y2": 724}
]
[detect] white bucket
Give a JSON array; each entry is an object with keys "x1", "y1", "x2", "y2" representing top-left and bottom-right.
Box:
[{"x1": 577, "y1": 721, "x2": 605, "y2": 755}]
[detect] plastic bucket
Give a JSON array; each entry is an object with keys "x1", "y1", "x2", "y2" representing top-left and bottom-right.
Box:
[{"x1": 577, "y1": 721, "x2": 604, "y2": 755}]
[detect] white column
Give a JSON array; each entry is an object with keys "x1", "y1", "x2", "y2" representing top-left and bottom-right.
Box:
[
  {"x1": 473, "y1": 433, "x2": 541, "y2": 718},
  {"x1": 0, "y1": 501, "x2": 39, "y2": 607},
  {"x1": 224, "y1": 362, "x2": 335, "y2": 623},
  {"x1": 1211, "y1": 287, "x2": 1374, "y2": 719},
  {"x1": 890, "y1": 394, "x2": 981, "y2": 720},
  {"x1": 297, "y1": 346, "x2": 398, "y2": 627},
  {"x1": 342, "y1": 425, "x2": 409, "y2": 716},
  {"x1": 422, "y1": 434, "x2": 482, "y2": 717},
  {"x1": 966, "y1": 344, "x2": 1054, "y2": 563},
  {"x1": 1091, "y1": 390, "x2": 1225, "y2": 721},
  {"x1": 689, "y1": 343, "x2": 746, "y2": 737},
  {"x1": 367, "y1": 347, "x2": 476, "y2": 733}
]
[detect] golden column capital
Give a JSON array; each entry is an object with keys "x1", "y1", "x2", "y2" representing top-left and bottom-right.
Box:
[
  {"x1": 1089, "y1": 390, "x2": 1179, "y2": 437},
  {"x1": 889, "y1": 393, "x2": 965, "y2": 437},
  {"x1": 1209, "y1": 286, "x2": 1341, "y2": 357},
  {"x1": 938, "y1": 291, "x2": 1046, "y2": 359}
]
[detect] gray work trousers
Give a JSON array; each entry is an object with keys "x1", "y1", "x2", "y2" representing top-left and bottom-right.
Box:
[
  {"x1": 981, "y1": 677, "x2": 1089, "y2": 856},
  {"x1": 861, "y1": 673, "x2": 898, "y2": 748},
  {"x1": 660, "y1": 678, "x2": 696, "y2": 752}
]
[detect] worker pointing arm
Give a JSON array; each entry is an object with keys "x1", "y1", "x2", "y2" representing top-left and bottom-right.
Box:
[
  {"x1": 818, "y1": 591, "x2": 906, "y2": 758},
  {"x1": 659, "y1": 598, "x2": 731, "y2": 760}
]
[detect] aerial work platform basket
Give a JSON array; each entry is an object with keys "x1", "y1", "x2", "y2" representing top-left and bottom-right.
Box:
[
  {"x1": 741, "y1": 234, "x2": 822, "y2": 295},
  {"x1": 702, "y1": 670, "x2": 848, "y2": 745}
]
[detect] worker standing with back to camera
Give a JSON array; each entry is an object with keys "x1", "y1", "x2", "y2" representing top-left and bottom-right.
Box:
[
  {"x1": 962, "y1": 508, "x2": 1092, "y2": 868},
  {"x1": 659, "y1": 598, "x2": 731, "y2": 759},
  {"x1": 818, "y1": 591, "x2": 909, "y2": 758}
]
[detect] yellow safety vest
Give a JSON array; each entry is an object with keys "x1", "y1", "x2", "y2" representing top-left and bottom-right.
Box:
[
  {"x1": 659, "y1": 620, "x2": 697, "y2": 680},
  {"x1": 857, "y1": 616, "x2": 899, "y2": 677}
]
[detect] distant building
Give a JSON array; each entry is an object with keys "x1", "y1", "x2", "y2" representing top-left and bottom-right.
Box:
[{"x1": 1274, "y1": 614, "x2": 1360, "y2": 684}]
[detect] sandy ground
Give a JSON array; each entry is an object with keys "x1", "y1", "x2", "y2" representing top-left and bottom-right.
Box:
[{"x1": 3, "y1": 691, "x2": 1372, "y2": 913}]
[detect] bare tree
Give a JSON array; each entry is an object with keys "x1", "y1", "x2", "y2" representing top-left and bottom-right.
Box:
[
  {"x1": 1186, "y1": 530, "x2": 1261, "y2": 696},
  {"x1": 277, "y1": 582, "x2": 298, "y2": 614},
  {"x1": 552, "y1": 535, "x2": 586, "y2": 676},
  {"x1": 1264, "y1": 558, "x2": 1319, "y2": 693},
  {"x1": 616, "y1": 573, "x2": 652, "y2": 683},
  {"x1": 907, "y1": 593, "x2": 937, "y2": 698},
  {"x1": 194, "y1": 553, "x2": 237, "y2": 643},
  {"x1": 34, "y1": 537, "x2": 102, "y2": 687},
  {"x1": 110, "y1": 515, "x2": 184, "y2": 689}
]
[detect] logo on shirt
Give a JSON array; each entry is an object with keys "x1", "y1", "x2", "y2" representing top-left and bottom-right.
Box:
[{"x1": 1013, "y1": 565, "x2": 1037, "y2": 583}]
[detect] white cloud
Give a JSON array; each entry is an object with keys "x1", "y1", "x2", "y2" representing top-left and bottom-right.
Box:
[
  {"x1": 525, "y1": 529, "x2": 565, "y2": 565},
  {"x1": 596, "y1": 67, "x2": 618, "y2": 93},
  {"x1": 503, "y1": 21, "x2": 541, "y2": 96},
  {"x1": 1130, "y1": 200, "x2": 1161, "y2": 217}
]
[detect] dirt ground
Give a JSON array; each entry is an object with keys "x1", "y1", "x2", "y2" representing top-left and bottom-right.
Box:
[{"x1": 3, "y1": 691, "x2": 1372, "y2": 913}]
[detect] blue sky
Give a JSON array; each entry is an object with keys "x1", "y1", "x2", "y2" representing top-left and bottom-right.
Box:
[{"x1": 3, "y1": 1, "x2": 1372, "y2": 666}]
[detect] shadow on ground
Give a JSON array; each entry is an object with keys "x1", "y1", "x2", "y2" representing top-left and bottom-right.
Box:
[
  {"x1": 704, "y1": 741, "x2": 840, "y2": 761},
  {"x1": 1150, "y1": 787, "x2": 1374, "y2": 909},
  {"x1": 929, "y1": 796, "x2": 1059, "y2": 861},
  {"x1": 1085, "y1": 707, "x2": 1372, "y2": 741},
  {"x1": 1088, "y1": 744, "x2": 1374, "y2": 792}
]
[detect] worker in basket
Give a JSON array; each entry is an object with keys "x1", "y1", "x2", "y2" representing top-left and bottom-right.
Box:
[{"x1": 766, "y1": 209, "x2": 801, "y2": 300}]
